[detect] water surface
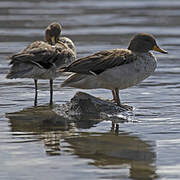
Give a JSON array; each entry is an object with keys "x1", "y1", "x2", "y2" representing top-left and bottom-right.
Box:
[{"x1": 0, "y1": 0, "x2": 180, "y2": 179}]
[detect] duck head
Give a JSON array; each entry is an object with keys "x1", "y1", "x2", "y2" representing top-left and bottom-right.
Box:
[
  {"x1": 45, "y1": 22, "x2": 62, "y2": 45},
  {"x1": 128, "y1": 33, "x2": 167, "y2": 54}
]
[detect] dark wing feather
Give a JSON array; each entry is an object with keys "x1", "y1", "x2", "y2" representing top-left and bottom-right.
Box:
[
  {"x1": 9, "y1": 41, "x2": 59, "y2": 69},
  {"x1": 64, "y1": 49, "x2": 137, "y2": 75}
]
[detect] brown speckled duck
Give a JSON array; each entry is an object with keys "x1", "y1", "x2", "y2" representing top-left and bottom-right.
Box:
[
  {"x1": 59, "y1": 33, "x2": 167, "y2": 109},
  {"x1": 6, "y1": 22, "x2": 76, "y2": 106}
]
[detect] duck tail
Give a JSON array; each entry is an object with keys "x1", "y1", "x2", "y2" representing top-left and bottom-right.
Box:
[{"x1": 6, "y1": 63, "x2": 33, "y2": 79}]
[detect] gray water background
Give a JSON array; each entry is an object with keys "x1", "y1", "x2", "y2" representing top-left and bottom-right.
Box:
[{"x1": 0, "y1": 0, "x2": 180, "y2": 179}]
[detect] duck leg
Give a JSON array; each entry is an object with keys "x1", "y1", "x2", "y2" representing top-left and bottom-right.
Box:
[
  {"x1": 50, "y1": 79, "x2": 53, "y2": 105},
  {"x1": 34, "y1": 79, "x2": 38, "y2": 106},
  {"x1": 114, "y1": 88, "x2": 121, "y2": 106},
  {"x1": 112, "y1": 89, "x2": 116, "y2": 101},
  {"x1": 114, "y1": 88, "x2": 133, "y2": 110}
]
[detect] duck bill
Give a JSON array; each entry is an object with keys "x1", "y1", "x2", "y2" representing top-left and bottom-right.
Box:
[
  {"x1": 51, "y1": 36, "x2": 55, "y2": 45},
  {"x1": 153, "y1": 45, "x2": 168, "y2": 54}
]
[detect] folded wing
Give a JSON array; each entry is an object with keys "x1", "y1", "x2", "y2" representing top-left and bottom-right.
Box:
[{"x1": 63, "y1": 49, "x2": 137, "y2": 75}]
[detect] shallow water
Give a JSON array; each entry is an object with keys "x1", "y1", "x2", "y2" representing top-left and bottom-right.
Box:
[{"x1": 0, "y1": 0, "x2": 180, "y2": 179}]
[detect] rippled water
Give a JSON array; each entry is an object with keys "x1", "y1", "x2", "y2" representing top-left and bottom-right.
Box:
[{"x1": 1, "y1": 0, "x2": 180, "y2": 179}]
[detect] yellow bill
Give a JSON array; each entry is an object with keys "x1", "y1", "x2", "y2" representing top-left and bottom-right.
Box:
[
  {"x1": 153, "y1": 45, "x2": 167, "y2": 54},
  {"x1": 51, "y1": 36, "x2": 55, "y2": 45}
]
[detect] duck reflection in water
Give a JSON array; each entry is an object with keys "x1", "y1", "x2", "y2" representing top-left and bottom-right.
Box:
[
  {"x1": 6, "y1": 105, "x2": 157, "y2": 179},
  {"x1": 6, "y1": 105, "x2": 100, "y2": 156}
]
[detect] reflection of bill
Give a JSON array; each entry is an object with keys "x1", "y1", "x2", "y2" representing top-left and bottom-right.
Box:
[{"x1": 6, "y1": 105, "x2": 156, "y2": 179}]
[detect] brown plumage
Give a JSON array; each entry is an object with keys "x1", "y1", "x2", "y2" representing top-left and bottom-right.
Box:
[
  {"x1": 6, "y1": 22, "x2": 76, "y2": 106},
  {"x1": 59, "y1": 33, "x2": 167, "y2": 108},
  {"x1": 61, "y1": 49, "x2": 137, "y2": 75}
]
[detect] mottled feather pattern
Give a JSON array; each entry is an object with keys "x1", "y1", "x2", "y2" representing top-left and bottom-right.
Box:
[
  {"x1": 61, "y1": 52, "x2": 157, "y2": 90},
  {"x1": 63, "y1": 49, "x2": 137, "y2": 75},
  {"x1": 59, "y1": 37, "x2": 76, "y2": 56},
  {"x1": 7, "y1": 40, "x2": 76, "y2": 79},
  {"x1": 9, "y1": 41, "x2": 56, "y2": 67}
]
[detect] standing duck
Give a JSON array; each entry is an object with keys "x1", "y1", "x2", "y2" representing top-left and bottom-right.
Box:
[
  {"x1": 6, "y1": 22, "x2": 76, "y2": 106},
  {"x1": 58, "y1": 33, "x2": 167, "y2": 108}
]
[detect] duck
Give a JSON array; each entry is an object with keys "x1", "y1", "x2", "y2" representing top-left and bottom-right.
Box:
[
  {"x1": 58, "y1": 33, "x2": 167, "y2": 108},
  {"x1": 6, "y1": 22, "x2": 76, "y2": 106}
]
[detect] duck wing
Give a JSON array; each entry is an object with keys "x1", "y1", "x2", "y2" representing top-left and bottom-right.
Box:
[
  {"x1": 62, "y1": 49, "x2": 137, "y2": 75},
  {"x1": 9, "y1": 41, "x2": 59, "y2": 69}
]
